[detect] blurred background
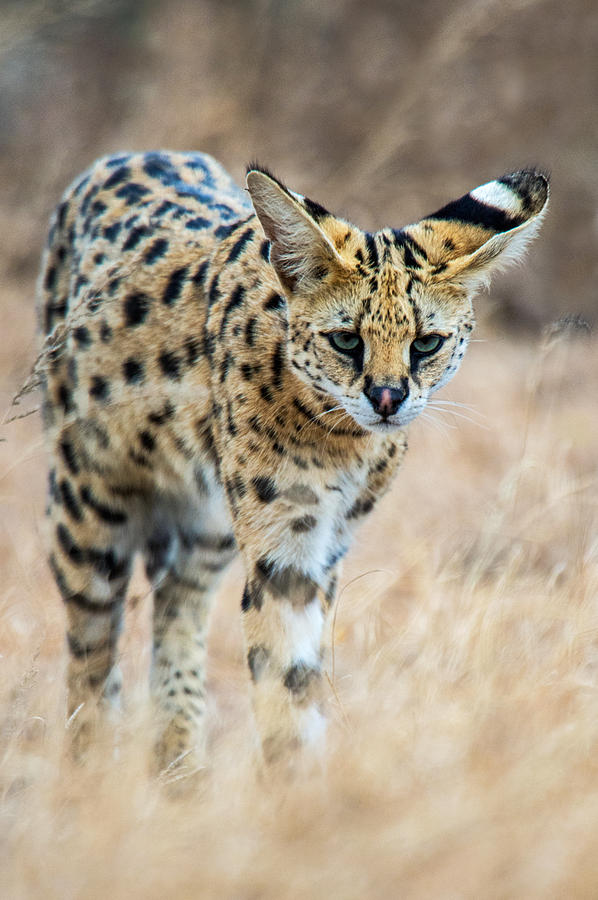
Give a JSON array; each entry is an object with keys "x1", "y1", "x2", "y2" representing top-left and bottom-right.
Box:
[{"x1": 1, "y1": 0, "x2": 597, "y2": 345}]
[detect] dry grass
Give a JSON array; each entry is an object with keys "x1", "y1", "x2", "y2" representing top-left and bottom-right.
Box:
[{"x1": 1, "y1": 299, "x2": 597, "y2": 897}]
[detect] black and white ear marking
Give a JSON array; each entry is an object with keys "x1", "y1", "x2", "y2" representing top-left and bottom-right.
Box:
[
  {"x1": 408, "y1": 169, "x2": 549, "y2": 289},
  {"x1": 430, "y1": 170, "x2": 548, "y2": 233},
  {"x1": 246, "y1": 168, "x2": 347, "y2": 294}
]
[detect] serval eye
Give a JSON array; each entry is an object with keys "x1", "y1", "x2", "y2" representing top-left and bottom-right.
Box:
[
  {"x1": 329, "y1": 332, "x2": 362, "y2": 354},
  {"x1": 411, "y1": 334, "x2": 444, "y2": 356}
]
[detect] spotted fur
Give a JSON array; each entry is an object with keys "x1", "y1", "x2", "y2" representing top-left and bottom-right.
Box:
[{"x1": 38, "y1": 151, "x2": 548, "y2": 770}]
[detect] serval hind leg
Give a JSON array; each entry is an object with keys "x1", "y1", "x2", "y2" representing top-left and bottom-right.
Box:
[
  {"x1": 48, "y1": 465, "x2": 135, "y2": 759},
  {"x1": 147, "y1": 472, "x2": 237, "y2": 775}
]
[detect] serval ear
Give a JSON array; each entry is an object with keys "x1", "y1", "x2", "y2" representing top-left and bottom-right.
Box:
[
  {"x1": 404, "y1": 170, "x2": 549, "y2": 291},
  {"x1": 246, "y1": 167, "x2": 349, "y2": 294}
]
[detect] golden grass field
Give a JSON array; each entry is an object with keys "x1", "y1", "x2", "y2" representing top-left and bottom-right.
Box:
[
  {"x1": 1, "y1": 0, "x2": 597, "y2": 896},
  {"x1": 2, "y1": 277, "x2": 597, "y2": 897}
]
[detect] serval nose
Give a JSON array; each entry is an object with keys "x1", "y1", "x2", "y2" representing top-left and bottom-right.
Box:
[{"x1": 364, "y1": 378, "x2": 409, "y2": 418}]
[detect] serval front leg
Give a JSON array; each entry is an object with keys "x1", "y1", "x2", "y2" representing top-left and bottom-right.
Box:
[
  {"x1": 239, "y1": 536, "x2": 342, "y2": 765},
  {"x1": 242, "y1": 569, "x2": 326, "y2": 763}
]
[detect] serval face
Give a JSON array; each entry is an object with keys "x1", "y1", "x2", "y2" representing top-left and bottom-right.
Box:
[{"x1": 248, "y1": 168, "x2": 547, "y2": 434}]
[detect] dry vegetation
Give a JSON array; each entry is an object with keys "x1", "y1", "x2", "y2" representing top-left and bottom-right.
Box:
[{"x1": 1, "y1": 1, "x2": 597, "y2": 897}]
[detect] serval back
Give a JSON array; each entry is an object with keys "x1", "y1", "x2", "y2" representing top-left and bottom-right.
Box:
[{"x1": 38, "y1": 151, "x2": 548, "y2": 772}]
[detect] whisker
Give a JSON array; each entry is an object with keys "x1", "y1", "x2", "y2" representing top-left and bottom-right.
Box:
[
  {"x1": 325, "y1": 414, "x2": 345, "y2": 437},
  {"x1": 419, "y1": 411, "x2": 454, "y2": 437},
  {"x1": 428, "y1": 398, "x2": 485, "y2": 416},
  {"x1": 297, "y1": 404, "x2": 346, "y2": 435},
  {"x1": 427, "y1": 404, "x2": 489, "y2": 430},
  {"x1": 323, "y1": 405, "x2": 356, "y2": 438},
  {"x1": 430, "y1": 398, "x2": 488, "y2": 420}
]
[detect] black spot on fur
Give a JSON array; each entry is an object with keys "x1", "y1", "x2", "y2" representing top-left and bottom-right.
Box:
[
  {"x1": 242, "y1": 582, "x2": 262, "y2": 612},
  {"x1": 185, "y1": 216, "x2": 211, "y2": 230},
  {"x1": 219, "y1": 351, "x2": 232, "y2": 383},
  {"x1": 271, "y1": 342, "x2": 285, "y2": 389},
  {"x1": 148, "y1": 402, "x2": 175, "y2": 425},
  {"x1": 219, "y1": 284, "x2": 246, "y2": 338},
  {"x1": 233, "y1": 472, "x2": 246, "y2": 498},
  {"x1": 138, "y1": 430, "x2": 155, "y2": 452},
  {"x1": 290, "y1": 515, "x2": 317, "y2": 533},
  {"x1": 245, "y1": 316, "x2": 257, "y2": 347},
  {"x1": 80, "y1": 485, "x2": 128, "y2": 525},
  {"x1": 56, "y1": 201, "x2": 68, "y2": 228},
  {"x1": 392, "y1": 230, "x2": 426, "y2": 268},
  {"x1": 103, "y1": 222, "x2": 121, "y2": 242},
  {"x1": 204, "y1": 332, "x2": 215, "y2": 361},
  {"x1": 105, "y1": 154, "x2": 131, "y2": 169},
  {"x1": 87, "y1": 545, "x2": 129, "y2": 580},
  {"x1": 59, "y1": 478, "x2": 83, "y2": 521},
  {"x1": 162, "y1": 266, "x2": 189, "y2": 305},
  {"x1": 208, "y1": 274, "x2": 220, "y2": 306},
  {"x1": 254, "y1": 559, "x2": 317, "y2": 603},
  {"x1": 73, "y1": 325, "x2": 91, "y2": 347},
  {"x1": 142, "y1": 153, "x2": 178, "y2": 182},
  {"x1": 158, "y1": 350, "x2": 182, "y2": 380},
  {"x1": 226, "y1": 227, "x2": 254, "y2": 263},
  {"x1": 60, "y1": 439, "x2": 80, "y2": 475},
  {"x1": 364, "y1": 233, "x2": 378, "y2": 269},
  {"x1": 57, "y1": 382, "x2": 74, "y2": 414},
  {"x1": 44, "y1": 300, "x2": 67, "y2": 334},
  {"x1": 103, "y1": 165, "x2": 132, "y2": 189},
  {"x1": 214, "y1": 223, "x2": 238, "y2": 239},
  {"x1": 302, "y1": 196, "x2": 330, "y2": 222},
  {"x1": 122, "y1": 224, "x2": 151, "y2": 251},
  {"x1": 89, "y1": 375, "x2": 109, "y2": 401},
  {"x1": 144, "y1": 237, "x2": 169, "y2": 264},
  {"x1": 346, "y1": 495, "x2": 375, "y2": 519},
  {"x1": 264, "y1": 292, "x2": 285, "y2": 311},
  {"x1": 123, "y1": 357, "x2": 144, "y2": 384},
  {"x1": 44, "y1": 265, "x2": 57, "y2": 291},
  {"x1": 91, "y1": 199, "x2": 107, "y2": 216},
  {"x1": 252, "y1": 476, "x2": 278, "y2": 503},
  {"x1": 283, "y1": 662, "x2": 320, "y2": 697},
  {"x1": 192, "y1": 260, "x2": 209, "y2": 286},
  {"x1": 226, "y1": 402, "x2": 237, "y2": 437},
  {"x1": 73, "y1": 274, "x2": 89, "y2": 296},
  {"x1": 124, "y1": 292, "x2": 151, "y2": 326},
  {"x1": 185, "y1": 336, "x2": 201, "y2": 366},
  {"x1": 56, "y1": 522, "x2": 85, "y2": 566},
  {"x1": 116, "y1": 182, "x2": 152, "y2": 205}
]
